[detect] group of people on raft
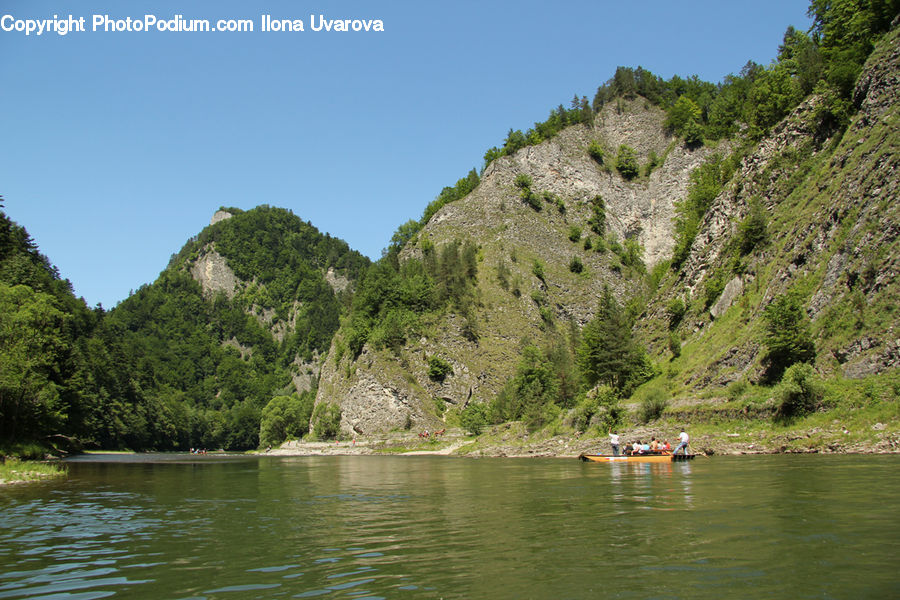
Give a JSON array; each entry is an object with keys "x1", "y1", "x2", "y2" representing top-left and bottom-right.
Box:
[{"x1": 606, "y1": 428, "x2": 690, "y2": 457}]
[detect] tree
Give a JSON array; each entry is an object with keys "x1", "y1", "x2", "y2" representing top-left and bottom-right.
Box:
[
  {"x1": 665, "y1": 95, "x2": 702, "y2": 139},
  {"x1": 738, "y1": 197, "x2": 769, "y2": 254},
  {"x1": 774, "y1": 362, "x2": 824, "y2": 420},
  {"x1": 616, "y1": 145, "x2": 640, "y2": 179},
  {"x1": 259, "y1": 393, "x2": 314, "y2": 448},
  {"x1": 311, "y1": 402, "x2": 342, "y2": 439},
  {"x1": 460, "y1": 402, "x2": 488, "y2": 436},
  {"x1": 576, "y1": 286, "x2": 649, "y2": 395},
  {"x1": 762, "y1": 292, "x2": 816, "y2": 381},
  {"x1": 0, "y1": 283, "x2": 69, "y2": 442}
]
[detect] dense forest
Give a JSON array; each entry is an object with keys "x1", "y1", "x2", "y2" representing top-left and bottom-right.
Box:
[
  {"x1": 2, "y1": 0, "x2": 898, "y2": 455},
  {"x1": 0, "y1": 204, "x2": 368, "y2": 454}
]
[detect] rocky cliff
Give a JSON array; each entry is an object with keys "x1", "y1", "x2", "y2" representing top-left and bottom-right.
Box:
[
  {"x1": 316, "y1": 99, "x2": 722, "y2": 434},
  {"x1": 317, "y1": 24, "x2": 900, "y2": 436},
  {"x1": 637, "y1": 24, "x2": 899, "y2": 389}
]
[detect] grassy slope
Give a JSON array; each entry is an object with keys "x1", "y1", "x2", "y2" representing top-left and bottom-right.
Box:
[{"x1": 625, "y1": 30, "x2": 900, "y2": 453}]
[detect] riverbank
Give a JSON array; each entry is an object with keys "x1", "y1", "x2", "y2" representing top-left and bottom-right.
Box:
[
  {"x1": 0, "y1": 459, "x2": 67, "y2": 485},
  {"x1": 266, "y1": 411, "x2": 900, "y2": 458}
]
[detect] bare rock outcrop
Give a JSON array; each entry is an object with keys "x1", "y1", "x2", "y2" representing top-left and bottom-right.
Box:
[{"x1": 190, "y1": 248, "x2": 239, "y2": 299}]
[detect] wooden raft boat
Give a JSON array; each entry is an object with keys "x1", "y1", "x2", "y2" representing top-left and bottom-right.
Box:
[{"x1": 578, "y1": 453, "x2": 695, "y2": 463}]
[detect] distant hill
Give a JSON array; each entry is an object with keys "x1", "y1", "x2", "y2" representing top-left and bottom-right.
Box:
[{"x1": 0, "y1": 204, "x2": 369, "y2": 452}]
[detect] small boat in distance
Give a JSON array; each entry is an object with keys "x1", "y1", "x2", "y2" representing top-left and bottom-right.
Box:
[{"x1": 578, "y1": 453, "x2": 695, "y2": 463}]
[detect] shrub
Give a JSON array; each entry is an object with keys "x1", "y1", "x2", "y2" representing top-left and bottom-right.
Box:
[
  {"x1": 616, "y1": 145, "x2": 640, "y2": 179},
  {"x1": 762, "y1": 292, "x2": 816, "y2": 381},
  {"x1": 572, "y1": 395, "x2": 598, "y2": 432},
  {"x1": 668, "y1": 331, "x2": 681, "y2": 359},
  {"x1": 569, "y1": 256, "x2": 584, "y2": 274},
  {"x1": 587, "y1": 195, "x2": 606, "y2": 235},
  {"x1": 666, "y1": 298, "x2": 686, "y2": 329},
  {"x1": 460, "y1": 403, "x2": 488, "y2": 436},
  {"x1": 311, "y1": 403, "x2": 342, "y2": 440},
  {"x1": 639, "y1": 389, "x2": 668, "y2": 423},
  {"x1": 514, "y1": 174, "x2": 532, "y2": 189},
  {"x1": 704, "y1": 271, "x2": 726, "y2": 309},
  {"x1": 532, "y1": 259, "x2": 545, "y2": 283},
  {"x1": 588, "y1": 140, "x2": 605, "y2": 164},
  {"x1": 427, "y1": 355, "x2": 454, "y2": 382},
  {"x1": 738, "y1": 197, "x2": 769, "y2": 255},
  {"x1": 568, "y1": 225, "x2": 582, "y2": 242},
  {"x1": 774, "y1": 363, "x2": 824, "y2": 420}
]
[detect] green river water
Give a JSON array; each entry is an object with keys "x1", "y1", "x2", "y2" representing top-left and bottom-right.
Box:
[{"x1": 1, "y1": 454, "x2": 898, "y2": 599}]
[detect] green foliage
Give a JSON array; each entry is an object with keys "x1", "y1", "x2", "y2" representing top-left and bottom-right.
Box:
[
  {"x1": 587, "y1": 195, "x2": 606, "y2": 235},
  {"x1": 763, "y1": 292, "x2": 816, "y2": 381},
  {"x1": 419, "y1": 169, "x2": 480, "y2": 232},
  {"x1": 490, "y1": 345, "x2": 560, "y2": 431},
  {"x1": 514, "y1": 174, "x2": 533, "y2": 190},
  {"x1": 666, "y1": 298, "x2": 686, "y2": 329},
  {"x1": 704, "y1": 271, "x2": 726, "y2": 309},
  {"x1": 569, "y1": 256, "x2": 584, "y2": 274},
  {"x1": 568, "y1": 225, "x2": 582, "y2": 242},
  {"x1": 259, "y1": 392, "x2": 314, "y2": 448},
  {"x1": 0, "y1": 283, "x2": 69, "y2": 442},
  {"x1": 809, "y1": 0, "x2": 897, "y2": 98},
  {"x1": 737, "y1": 197, "x2": 770, "y2": 255},
  {"x1": 532, "y1": 259, "x2": 545, "y2": 283},
  {"x1": 620, "y1": 238, "x2": 645, "y2": 273},
  {"x1": 427, "y1": 355, "x2": 454, "y2": 382},
  {"x1": 616, "y1": 145, "x2": 640, "y2": 179},
  {"x1": 668, "y1": 331, "x2": 682, "y2": 359},
  {"x1": 588, "y1": 140, "x2": 605, "y2": 164},
  {"x1": 639, "y1": 388, "x2": 669, "y2": 423},
  {"x1": 666, "y1": 95, "x2": 703, "y2": 140},
  {"x1": 344, "y1": 238, "x2": 479, "y2": 358},
  {"x1": 496, "y1": 260, "x2": 511, "y2": 291},
  {"x1": 644, "y1": 151, "x2": 661, "y2": 176},
  {"x1": 311, "y1": 402, "x2": 342, "y2": 440},
  {"x1": 584, "y1": 385, "x2": 622, "y2": 431},
  {"x1": 514, "y1": 174, "x2": 542, "y2": 211},
  {"x1": 576, "y1": 286, "x2": 651, "y2": 396},
  {"x1": 460, "y1": 402, "x2": 488, "y2": 436},
  {"x1": 483, "y1": 96, "x2": 593, "y2": 170},
  {"x1": 490, "y1": 333, "x2": 579, "y2": 431},
  {"x1": 774, "y1": 362, "x2": 825, "y2": 420},
  {"x1": 672, "y1": 153, "x2": 738, "y2": 269},
  {"x1": 572, "y1": 395, "x2": 598, "y2": 432}
]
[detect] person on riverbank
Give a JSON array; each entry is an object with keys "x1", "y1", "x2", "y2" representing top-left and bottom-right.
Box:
[
  {"x1": 673, "y1": 429, "x2": 689, "y2": 455},
  {"x1": 608, "y1": 429, "x2": 620, "y2": 456}
]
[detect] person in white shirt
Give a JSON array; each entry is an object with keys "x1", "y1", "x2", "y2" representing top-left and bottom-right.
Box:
[
  {"x1": 608, "y1": 429, "x2": 620, "y2": 456},
  {"x1": 674, "y1": 429, "x2": 690, "y2": 455}
]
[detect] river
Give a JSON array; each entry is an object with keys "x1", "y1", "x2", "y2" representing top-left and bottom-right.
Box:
[{"x1": 1, "y1": 454, "x2": 898, "y2": 599}]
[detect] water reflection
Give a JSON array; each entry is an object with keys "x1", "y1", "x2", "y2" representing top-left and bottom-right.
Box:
[{"x1": 0, "y1": 455, "x2": 898, "y2": 599}]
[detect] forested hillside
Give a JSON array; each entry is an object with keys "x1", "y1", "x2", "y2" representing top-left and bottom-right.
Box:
[{"x1": 0, "y1": 204, "x2": 369, "y2": 453}]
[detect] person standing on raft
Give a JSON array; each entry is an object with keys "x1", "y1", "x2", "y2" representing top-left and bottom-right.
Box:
[
  {"x1": 608, "y1": 429, "x2": 621, "y2": 456},
  {"x1": 673, "y1": 429, "x2": 690, "y2": 455}
]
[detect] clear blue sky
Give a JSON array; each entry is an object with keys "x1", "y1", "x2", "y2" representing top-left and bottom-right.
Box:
[{"x1": 1, "y1": 0, "x2": 813, "y2": 309}]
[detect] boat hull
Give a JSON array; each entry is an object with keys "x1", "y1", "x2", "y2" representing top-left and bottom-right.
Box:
[{"x1": 578, "y1": 453, "x2": 695, "y2": 463}]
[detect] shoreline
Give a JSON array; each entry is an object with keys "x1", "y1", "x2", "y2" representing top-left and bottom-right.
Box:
[{"x1": 264, "y1": 423, "x2": 900, "y2": 458}]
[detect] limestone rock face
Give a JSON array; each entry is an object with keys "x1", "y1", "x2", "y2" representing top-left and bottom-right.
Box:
[
  {"x1": 316, "y1": 99, "x2": 721, "y2": 435},
  {"x1": 190, "y1": 248, "x2": 239, "y2": 299},
  {"x1": 210, "y1": 210, "x2": 233, "y2": 225}
]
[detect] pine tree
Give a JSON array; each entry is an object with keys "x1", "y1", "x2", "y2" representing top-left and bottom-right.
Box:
[{"x1": 576, "y1": 286, "x2": 644, "y2": 393}]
